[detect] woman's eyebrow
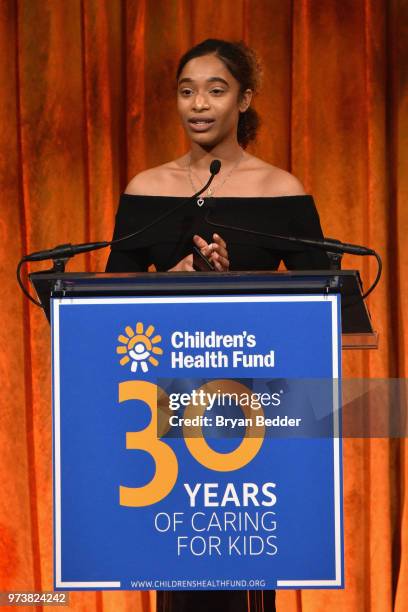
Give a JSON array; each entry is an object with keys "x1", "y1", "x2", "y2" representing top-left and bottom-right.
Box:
[{"x1": 178, "y1": 76, "x2": 230, "y2": 86}]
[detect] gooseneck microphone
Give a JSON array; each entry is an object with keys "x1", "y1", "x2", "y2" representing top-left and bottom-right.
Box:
[
  {"x1": 204, "y1": 208, "x2": 382, "y2": 299},
  {"x1": 22, "y1": 160, "x2": 222, "y2": 263},
  {"x1": 204, "y1": 212, "x2": 375, "y2": 256},
  {"x1": 18, "y1": 160, "x2": 222, "y2": 306}
]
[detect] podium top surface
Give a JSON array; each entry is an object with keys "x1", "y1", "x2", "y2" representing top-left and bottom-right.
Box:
[{"x1": 29, "y1": 270, "x2": 374, "y2": 337}]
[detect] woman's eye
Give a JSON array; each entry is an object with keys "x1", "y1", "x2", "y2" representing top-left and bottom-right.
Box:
[
  {"x1": 210, "y1": 88, "x2": 224, "y2": 95},
  {"x1": 180, "y1": 89, "x2": 193, "y2": 96}
]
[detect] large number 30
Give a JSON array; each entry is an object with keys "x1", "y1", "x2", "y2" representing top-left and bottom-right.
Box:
[{"x1": 119, "y1": 380, "x2": 265, "y2": 507}]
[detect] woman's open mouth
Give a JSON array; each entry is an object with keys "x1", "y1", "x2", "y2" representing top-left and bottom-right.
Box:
[{"x1": 188, "y1": 118, "x2": 215, "y2": 132}]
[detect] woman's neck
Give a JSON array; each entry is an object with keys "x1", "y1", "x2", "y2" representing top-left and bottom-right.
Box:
[{"x1": 189, "y1": 141, "x2": 244, "y2": 170}]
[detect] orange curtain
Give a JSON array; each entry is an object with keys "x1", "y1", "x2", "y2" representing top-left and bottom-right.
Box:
[{"x1": 1, "y1": 0, "x2": 407, "y2": 610}]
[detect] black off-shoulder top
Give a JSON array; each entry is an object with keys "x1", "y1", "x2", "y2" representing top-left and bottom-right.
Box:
[{"x1": 106, "y1": 194, "x2": 329, "y2": 272}]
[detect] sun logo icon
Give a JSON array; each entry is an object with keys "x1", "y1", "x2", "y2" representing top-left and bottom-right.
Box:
[{"x1": 116, "y1": 323, "x2": 163, "y2": 373}]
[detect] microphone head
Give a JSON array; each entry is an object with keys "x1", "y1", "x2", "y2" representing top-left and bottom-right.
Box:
[{"x1": 210, "y1": 159, "x2": 222, "y2": 175}]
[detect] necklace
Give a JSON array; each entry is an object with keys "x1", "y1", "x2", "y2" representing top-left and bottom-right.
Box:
[{"x1": 188, "y1": 151, "x2": 244, "y2": 206}]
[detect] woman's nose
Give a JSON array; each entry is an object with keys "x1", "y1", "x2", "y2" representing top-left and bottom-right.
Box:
[{"x1": 193, "y1": 93, "x2": 210, "y2": 111}]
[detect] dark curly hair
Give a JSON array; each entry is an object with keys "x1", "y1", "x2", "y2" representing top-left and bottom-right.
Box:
[{"x1": 176, "y1": 39, "x2": 262, "y2": 149}]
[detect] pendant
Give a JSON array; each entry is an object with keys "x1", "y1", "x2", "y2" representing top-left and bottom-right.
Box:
[{"x1": 197, "y1": 197, "x2": 205, "y2": 207}]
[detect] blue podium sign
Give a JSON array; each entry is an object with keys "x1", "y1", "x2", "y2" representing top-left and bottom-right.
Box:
[{"x1": 52, "y1": 294, "x2": 343, "y2": 590}]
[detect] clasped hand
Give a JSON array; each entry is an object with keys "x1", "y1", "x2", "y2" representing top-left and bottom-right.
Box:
[{"x1": 169, "y1": 233, "x2": 229, "y2": 272}]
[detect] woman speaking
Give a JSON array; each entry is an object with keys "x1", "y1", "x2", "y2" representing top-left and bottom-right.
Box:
[{"x1": 107, "y1": 38, "x2": 329, "y2": 612}]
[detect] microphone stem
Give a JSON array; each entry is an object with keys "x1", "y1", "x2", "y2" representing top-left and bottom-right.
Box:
[
  {"x1": 204, "y1": 210, "x2": 382, "y2": 300},
  {"x1": 112, "y1": 172, "x2": 218, "y2": 247},
  {"x1": 18, "y1": 166, "x2": 221, "y2": 307},
  {"x1": 204, "y1": 211, "x2": 373, "y2": 256}
]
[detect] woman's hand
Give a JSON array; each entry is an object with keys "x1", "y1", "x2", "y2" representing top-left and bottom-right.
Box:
[
  {"x1": 168, "y1": 233, "x2": 229, "y2": 272},
  {"x1": 193, "y1": 233, "x2": 230, "y2": 271},
  {"x1": 168, "y1": 254, "x2": 195, "y2": 272}
]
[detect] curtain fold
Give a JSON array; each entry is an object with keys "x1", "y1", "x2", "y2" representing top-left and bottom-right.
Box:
[{"x1": 1, "y1": 1, "x2": 407, "y2": 610}]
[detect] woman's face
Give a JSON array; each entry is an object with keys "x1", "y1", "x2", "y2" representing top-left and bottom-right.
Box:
[{"x1": 177, "y1": 54, "x2": 251, "y2": 148}]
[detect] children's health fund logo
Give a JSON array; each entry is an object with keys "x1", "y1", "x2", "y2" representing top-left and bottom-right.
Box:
[{"x1": 116, "y1": 323, "x2": 163, "y2": 373}]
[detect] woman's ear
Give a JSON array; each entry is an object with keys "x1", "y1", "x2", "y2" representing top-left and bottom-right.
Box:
[{"x1": 239, "y1": 89, "x2": 253, "y2": 113}]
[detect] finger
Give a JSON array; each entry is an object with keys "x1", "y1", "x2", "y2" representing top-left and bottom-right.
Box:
[
  {"x1": 201, "y1": 242, "x2": 215, "y2": 258},
  {"x1": 217, "y1": 255, "x2": 230, "y2": 270},
  {"x1": 193, "y1": 234, "x2": 208, "y2": 250},
  {"x1": 193, "y1": 234, "x2": 214, "y2": 258},
  {"x1": 211, "y1": 243, "x2": 228, "y2": 259},
  {"x1": 184, "y1": 254, "x2": 194, "y2": 271},
  {"x1": 213, "y1": 233, "x2": 227, "y2": 249},
  {"x1": 213, "y1": 258, "x2": 229, "y2": 271},
  {"x1": 211, "y1": 253, "x2": 229, "y2": 271},
  {"x1": 211, "y1": 234, "x2": 228, "y2": 259}
]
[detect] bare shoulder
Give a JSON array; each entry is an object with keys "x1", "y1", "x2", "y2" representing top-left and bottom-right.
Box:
[
  {"x1": 265, "y1": 166, "x2": 306, "y2": 196},
  {"x1": 245, "y1": 155, "x2": 306, "y2": 197},
  {"x1": 124, "y1": 158, "x2": 186, "y2": 196}
]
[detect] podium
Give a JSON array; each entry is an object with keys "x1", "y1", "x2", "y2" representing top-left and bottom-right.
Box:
[{"x1": 30, "y1": 270, "x2": 376, "y2": 591}]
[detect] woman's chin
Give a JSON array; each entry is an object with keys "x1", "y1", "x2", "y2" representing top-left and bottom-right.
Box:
[
  {"x1": 190, "y1": 132, "x2": 217, "y2": 146},
  {"x1": 189, "y1": 131, "x2": 232, "y2": 150}
]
